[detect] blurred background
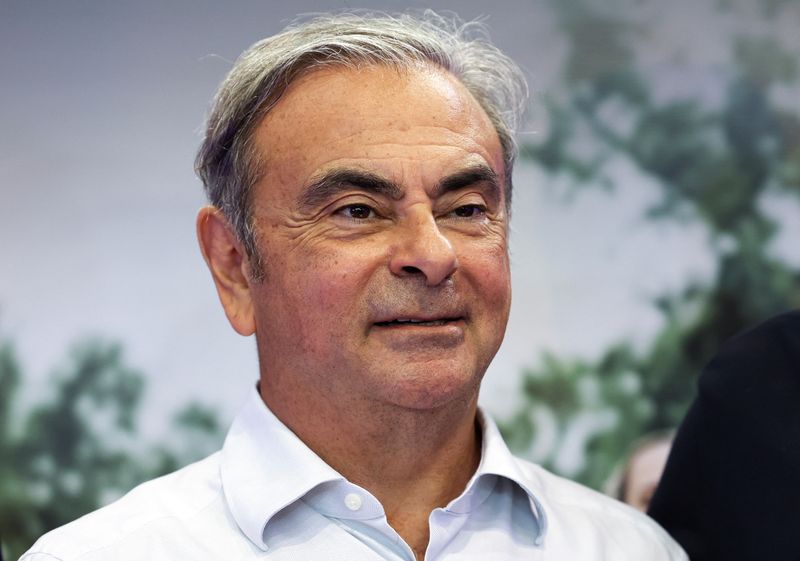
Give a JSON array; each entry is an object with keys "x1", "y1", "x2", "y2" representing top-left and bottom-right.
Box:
[{"x1": 1, "y1": 0, "x2": 799, "y2": 556}]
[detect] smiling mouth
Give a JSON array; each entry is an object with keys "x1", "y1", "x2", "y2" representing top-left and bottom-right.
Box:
[{"x1": 374, "y1": 317, "x2": 462, "y2": 327}]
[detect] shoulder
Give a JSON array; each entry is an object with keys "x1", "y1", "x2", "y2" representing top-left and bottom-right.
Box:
[
  {"x1": 513, "y1": 457, "x2": 687, "y2": 560},
  {"x1": 21, "y1": 452, "x2": 225, "y2": 561},
  {"x1": 701, "y1": 309, "x2": 800, "y2": 397}
]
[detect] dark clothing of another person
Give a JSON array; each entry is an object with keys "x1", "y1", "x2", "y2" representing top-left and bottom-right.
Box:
[{"x1": 649, "y1": 310, "x2": 800, "y2": 561}]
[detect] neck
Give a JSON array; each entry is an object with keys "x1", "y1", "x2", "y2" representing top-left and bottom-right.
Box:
[{"x1": 261, "y1": 384, "x2": 482, "y2": 558}]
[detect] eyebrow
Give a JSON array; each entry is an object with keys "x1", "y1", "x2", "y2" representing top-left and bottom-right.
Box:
[
  {"x1": 433, "y1": 165, "x2": 501, "y2": 205},
  {"x1": 298, "y1": 164, "x2": 501, "y2": 210},
  {"x1": 299, "y1": 169, "x2": 403, "y2": 211}
]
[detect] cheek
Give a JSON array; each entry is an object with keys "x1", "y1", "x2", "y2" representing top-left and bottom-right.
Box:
[
  {"x1": 279, "y1": 247, "x2": 371, "y2": 323},
  {"x1": 468, "y1": 243, "x2": 511, "y2": 308}
]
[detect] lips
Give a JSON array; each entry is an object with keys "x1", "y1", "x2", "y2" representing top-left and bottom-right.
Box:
[{"x1": 374, "y1": 316, "x2": 463, "y2": 327}]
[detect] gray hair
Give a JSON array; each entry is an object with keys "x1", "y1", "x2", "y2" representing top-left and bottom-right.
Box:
[{"x1": 195, "y1": 11, "x2": 528, "y2": 274}]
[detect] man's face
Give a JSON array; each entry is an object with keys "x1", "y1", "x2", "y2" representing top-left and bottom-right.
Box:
[{"x1": 247, "y1": 64, "x2": 511, "y2": 412}]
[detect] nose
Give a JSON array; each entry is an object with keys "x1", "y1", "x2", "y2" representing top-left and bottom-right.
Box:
[{"x1": 389, "y1": 210, "x2": 459, "y2": 286}]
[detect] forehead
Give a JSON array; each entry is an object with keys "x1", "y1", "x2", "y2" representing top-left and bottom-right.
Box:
[{"x1": 251, "y1": 63, "x2": 505, "y2": 195}]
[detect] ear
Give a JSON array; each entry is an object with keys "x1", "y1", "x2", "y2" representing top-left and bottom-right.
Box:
[{"x1": 196, "y1": 206, "x2": 256, "y2": 336}]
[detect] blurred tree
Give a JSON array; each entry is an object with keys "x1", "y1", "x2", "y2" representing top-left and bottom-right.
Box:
[
  {"x1": 0, "y1": 334, "x2": 223, "y2": 560},
  {"x1": 503, "y1": 0, "x2": 800, "y2": 490}
]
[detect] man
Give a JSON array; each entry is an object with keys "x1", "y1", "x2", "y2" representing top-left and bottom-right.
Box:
[
  {"x1": 23, "y1": 12, "x2": 685, "y2": 560},
  {"x1": 649, "y1": 310, "x2": 800, "y2": 561}
]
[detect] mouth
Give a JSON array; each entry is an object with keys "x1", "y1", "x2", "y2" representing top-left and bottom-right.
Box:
[
  {"x1": 374, "y1": 317, "x2": 463, "y2": 328},
  {"x1": 371, "y1": 314, "x2": 467, "y2": 350}
]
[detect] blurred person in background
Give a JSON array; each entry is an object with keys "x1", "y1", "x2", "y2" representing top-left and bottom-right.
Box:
[
  {"x1": 22, "y1": 11, "x2": 686, "y2": 561},
  {"x1": 607, "y1": 431, "x2": 674, "y2": 513},
  {"x1": 649, "y1": 310, "x2": 800, "y2": 561}
]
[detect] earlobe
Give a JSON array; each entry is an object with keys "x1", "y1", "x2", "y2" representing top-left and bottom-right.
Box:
[{"x1": 196, "y1": 206, "x2": 257, "y2": 336}]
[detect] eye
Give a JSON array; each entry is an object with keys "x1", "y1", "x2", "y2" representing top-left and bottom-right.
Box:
[
  {"x1": 452, "y1": 204, "x2": 486, "y2": 218},
  {"x1": 335, "y1": 203, "x2": 376, "y2": 220}
]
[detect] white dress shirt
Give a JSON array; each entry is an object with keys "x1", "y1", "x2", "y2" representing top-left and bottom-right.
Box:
[{"x1": 22, "y1": 389, "x2": 686, "y2": 560}]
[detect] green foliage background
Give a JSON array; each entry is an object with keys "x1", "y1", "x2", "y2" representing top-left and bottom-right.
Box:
[
  {"x1": 2, "y1": 0, "x2": 800, "y2": 558},
  {"x1": 0, "y1": 340, "x2": 223, "y2": 559},
  {"x1": 501, "y1": 0, "x2": 800, "y2": 490}
]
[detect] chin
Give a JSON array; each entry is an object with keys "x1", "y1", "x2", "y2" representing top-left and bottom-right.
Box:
[{"x1": 379, "y1": 363, "x2": 484, "y2": 412}]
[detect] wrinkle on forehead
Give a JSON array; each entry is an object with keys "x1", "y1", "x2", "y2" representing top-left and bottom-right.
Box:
[{"x1": 251, "y1": 64, "x2": 505, "y2": 193}]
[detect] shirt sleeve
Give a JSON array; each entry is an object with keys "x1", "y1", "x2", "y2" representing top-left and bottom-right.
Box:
[{"x1": 19, "y1": 554, "x2": 65, "y2": 561}]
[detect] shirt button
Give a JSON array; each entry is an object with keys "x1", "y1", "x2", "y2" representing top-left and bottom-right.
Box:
[{"x1": 344, "y1": 493, "x2": 363, "y2": 511}]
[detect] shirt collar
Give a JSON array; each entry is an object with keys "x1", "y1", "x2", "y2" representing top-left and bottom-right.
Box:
[
  {"x1": 470, "y1": 409, "x2": 549, "y2": 539},
  {"x1": 220, "y1": 389, "x2": 344, "y2": 550},
  {"x1": 221, "y1": 389, "x2": 548, "y2": 550}
]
